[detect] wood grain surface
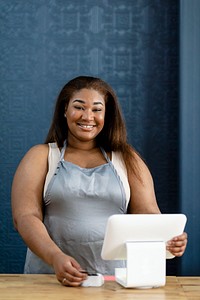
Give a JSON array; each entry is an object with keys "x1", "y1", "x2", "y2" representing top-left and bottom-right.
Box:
[{"x1": 0, "y1": 275, "x2": 200, "y2": 300}]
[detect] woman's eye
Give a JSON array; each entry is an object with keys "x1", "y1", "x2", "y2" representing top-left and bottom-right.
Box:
[
  {"x1": 93, "y1": 108, "x2": 102, "y2": 112},
  {"x1": 74, "y1": 106, "x2": 83, "y2": 110}
]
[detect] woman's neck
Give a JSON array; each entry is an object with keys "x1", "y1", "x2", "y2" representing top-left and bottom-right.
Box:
[{"x1": 67, "y1": 136, "x2": 97, "y2": 152}]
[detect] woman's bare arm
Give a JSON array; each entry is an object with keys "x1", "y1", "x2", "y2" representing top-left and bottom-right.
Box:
[
  {"x1": 11, "y1": 144, "x2": 86, "y2": 285},
  {"x1": 128, "y1": 154, "x2": 160, "y2": 214},
  {"x1": 127, "y1": 153, "x2": 187, "y2": 256},
  {"x1": 11, "y1": 144, "x2": 62, "y2": 264}
]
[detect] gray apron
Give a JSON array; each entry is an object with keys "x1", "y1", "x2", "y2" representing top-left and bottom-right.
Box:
[{"x1": 24, "y1": 142, "x2": 127, "y2": 275}]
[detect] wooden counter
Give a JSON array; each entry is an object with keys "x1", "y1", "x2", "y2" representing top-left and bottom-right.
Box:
[{"x1": 0, "y1": 275, "x2": 199, "y2": 300}]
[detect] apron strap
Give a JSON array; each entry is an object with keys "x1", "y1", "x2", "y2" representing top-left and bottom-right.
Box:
[
  {"x1": 100, "y1": 147, "x2": 110, "y2": 163},
  {"x1": 60, "y1": 140, "x2": 67, "y2": 161}
]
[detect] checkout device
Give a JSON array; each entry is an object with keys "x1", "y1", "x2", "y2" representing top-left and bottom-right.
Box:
[{"x1": 101, "y1": 214, "x2": 187, "y2": 288}]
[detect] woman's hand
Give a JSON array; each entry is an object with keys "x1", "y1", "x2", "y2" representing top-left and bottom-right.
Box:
[
  {"x1": 167, "y1": 232, "x2": 188, "y2": 257},
  {"x1": 52, "y1": 252, "x2": 87, "y2": 287}
]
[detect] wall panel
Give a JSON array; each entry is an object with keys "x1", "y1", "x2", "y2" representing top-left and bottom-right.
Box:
[{"x1": 0, "y1": 0, "x2": 179, "y2": 274}]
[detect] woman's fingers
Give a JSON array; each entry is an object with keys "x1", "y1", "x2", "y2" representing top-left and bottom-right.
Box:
[{"x1": 167, "y1": 232, "x2": 188, "y2": 256}]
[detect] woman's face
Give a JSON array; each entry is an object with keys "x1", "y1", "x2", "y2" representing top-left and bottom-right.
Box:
[{"x1": 65, "y1": 88, "x2": 106, "y2": 144}]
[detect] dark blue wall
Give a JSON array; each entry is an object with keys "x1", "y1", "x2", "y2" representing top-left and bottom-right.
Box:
[
  {"x1": 0, "y1": 1, "x2": 183, "y2": 274},
  {"x1": 179, "y1": 0, "x2": 200, "y2": 276}
]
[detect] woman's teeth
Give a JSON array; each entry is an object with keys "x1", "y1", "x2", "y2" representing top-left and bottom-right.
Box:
[{"x1": 79, "y1": 124, "x2": 94, "y2": 128}]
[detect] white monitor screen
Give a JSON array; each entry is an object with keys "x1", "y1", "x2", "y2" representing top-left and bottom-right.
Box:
[{"x1": 101, "y1": 214, "x2": 187, "y2": 260}]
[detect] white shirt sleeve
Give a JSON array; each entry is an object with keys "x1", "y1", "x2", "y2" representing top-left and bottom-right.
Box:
[
  {"x1": 112, "y1": 152, "x2": 130, "y2": 208},
  {"x1": 43, "y1": 143, "x2": 60, "y2": 197}
]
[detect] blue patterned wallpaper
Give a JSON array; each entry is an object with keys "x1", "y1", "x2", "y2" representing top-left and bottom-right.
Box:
[
  {"x1": 0, "y1": 1, "x2": 179, "y2": 273},
  {"x1": 179, "y1": 0, "x2": 200, "y2": 276}
]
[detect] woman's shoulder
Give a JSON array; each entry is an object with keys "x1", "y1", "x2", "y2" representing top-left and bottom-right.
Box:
[
  {"x1": 15, "y1": 144, "x2": 50, "y2": 179},
  {"x1": 111, "y1": 149, "x2": 149, "y2": 176},
  {"x1": 24, "y1": 142, "x2": 61, "y2": 164},
  {"x1": 26, "y1": 143, "x2": 49, "y2": 154},
  {"x1": 26, "y1": 142, "x2": 59, "y2": 153},
  {"x1": 21, "y1": 144, "x2": 49, "y2": 164},
  {"x1": 113, "y1": 148, "x2": 152, "y2": 183}
]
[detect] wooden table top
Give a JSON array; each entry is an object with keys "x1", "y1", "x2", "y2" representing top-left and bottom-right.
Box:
[{"x1": 0, "y1": 275, "x2": 199, "y2": 300}]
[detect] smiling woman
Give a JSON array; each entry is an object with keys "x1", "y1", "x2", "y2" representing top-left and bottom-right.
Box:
[{"x1": 11, "y1": 76, "x2": 187, "y2": 287}]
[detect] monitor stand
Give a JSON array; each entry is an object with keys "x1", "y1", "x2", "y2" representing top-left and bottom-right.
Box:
[{"x1": 115, "y1": 241, "x2": 166, "y2": 288}]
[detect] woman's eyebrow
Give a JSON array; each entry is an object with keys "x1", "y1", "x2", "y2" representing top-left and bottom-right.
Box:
[
  {"x1": 72, "y1": 99, "x2": 104, "y2": 105},
  {"x1": 72, "y1": 99, "x2": 85, "y2": 104},
  {"x1": 93, "y1": 101, "x2": 104, "y2": 105}
]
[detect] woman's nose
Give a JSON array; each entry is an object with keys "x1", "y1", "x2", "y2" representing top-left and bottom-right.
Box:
[{"x1": 82, "y1": 109, "x2": 94, "y2": 120}]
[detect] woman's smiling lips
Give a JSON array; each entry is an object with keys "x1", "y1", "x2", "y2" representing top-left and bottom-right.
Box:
[{"x1": 77, "y1": 123, "x2": 96, "y2": 130}]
